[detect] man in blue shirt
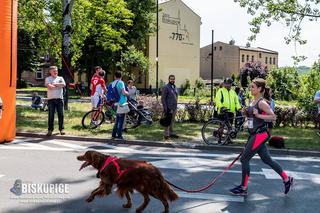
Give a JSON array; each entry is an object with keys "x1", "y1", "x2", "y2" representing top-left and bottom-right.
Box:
[
  {"x1": 111, "y1": 71, "x2": 129, "y2": 140},
  {"x1": 314, "y1": 90, "x2": 320, "y2": 136}
]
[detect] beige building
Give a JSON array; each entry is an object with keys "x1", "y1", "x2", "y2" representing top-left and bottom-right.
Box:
[
  {"x1": 148, "y1": 0, "x2": 201, "y2": 90},
  {"x1": 200, "y1": 41, "x2": 278, "y2": 80}
]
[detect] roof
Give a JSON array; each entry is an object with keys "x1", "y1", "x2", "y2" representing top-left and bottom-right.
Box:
[
  {"x1": 160, "y1": 0, "x2": 201, "y2": 18},
  {"x1": 239, "y1": 46, "x2": 278, "y2": 54}
]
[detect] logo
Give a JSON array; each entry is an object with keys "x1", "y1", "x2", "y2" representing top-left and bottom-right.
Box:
[
  {"x1": 10, "y1": 179, "x2": 22, "y2": 196},
  {"x1": 10, "y1": 179, "x2": 70, "y2": 203}
]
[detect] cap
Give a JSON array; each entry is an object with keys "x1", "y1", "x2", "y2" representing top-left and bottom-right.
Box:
[{"x1": 223, "y1": 78, "x2": 233, "y2": 84}]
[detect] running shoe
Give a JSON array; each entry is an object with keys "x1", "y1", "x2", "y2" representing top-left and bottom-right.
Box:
[
  {"x1": 284, "y1": 176, "x2": 294, "y2": 194},
  {"x1": 230, "y1": 185, "x2": 248, "y2": 196}
]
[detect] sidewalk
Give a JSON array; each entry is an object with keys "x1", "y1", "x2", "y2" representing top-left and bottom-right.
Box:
[{"x1": 16, "y1": 132, "x2": 320, "y2": 157}]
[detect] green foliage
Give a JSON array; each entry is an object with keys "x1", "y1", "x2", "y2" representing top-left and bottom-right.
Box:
[
  {"x1": 234, "y1": 0, "x2": 320, "y2": 63},
  {"x1": 117, "y1": 45, "x2": 150, "y2": 79},
  {"x1": 267, "y1": 67, "x2": 299, "y2": 101},
  {"x1": 295, "y1": 62, "x2": 320, "y2": 112},
  {"x1": 180, "y1": 79, "x2": 192, "y2": 95}
]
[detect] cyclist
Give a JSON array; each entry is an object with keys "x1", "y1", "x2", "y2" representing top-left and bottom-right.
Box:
[
  {"x1": 90, "y1": 70, "x2": 107, "y2": 124},
  {"x1": 215, "y1": 78, "x2": 241, "y2": 125},
  {"x1": 229, "y1": 78, "x2": 293, "y2": 196}
]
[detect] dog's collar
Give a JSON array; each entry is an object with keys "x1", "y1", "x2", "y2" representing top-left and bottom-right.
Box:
[{"x1": 98, "y1": 156, "x2": 129, "y2": 181}]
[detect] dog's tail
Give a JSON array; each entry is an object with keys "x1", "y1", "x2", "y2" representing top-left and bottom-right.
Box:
[{"x1": 163, "y1": 179, "x2": 179, "y2": 201}]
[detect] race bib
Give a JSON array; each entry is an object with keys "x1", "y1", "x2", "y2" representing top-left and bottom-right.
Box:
[{"x1": 248, "y1": 118, "x2": 253, "y2": 129}]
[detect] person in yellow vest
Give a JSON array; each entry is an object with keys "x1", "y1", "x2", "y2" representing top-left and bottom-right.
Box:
[{"x1": 215, "y1": 78, "x2": 241, "y2": 124}]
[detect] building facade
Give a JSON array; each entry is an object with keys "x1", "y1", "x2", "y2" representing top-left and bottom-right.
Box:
[
  {"x1": 148, "y1": 0, "x2": 201, "y2": 90},
  {"x1": 200, "y1": 41, "x2": 278, "y2": 80}
]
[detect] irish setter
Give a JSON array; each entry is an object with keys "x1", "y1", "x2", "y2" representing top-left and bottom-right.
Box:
[{"x1": 77, "y1": 150, "x2": 178, "y2": 213}]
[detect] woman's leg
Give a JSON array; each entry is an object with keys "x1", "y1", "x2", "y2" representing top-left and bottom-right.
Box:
[
  {"x1": 258, "y1": 144, "x2": 288, "y2": 181},
  {"x1": 231, "y1": 131, "x2": 270, "y2": 195}
]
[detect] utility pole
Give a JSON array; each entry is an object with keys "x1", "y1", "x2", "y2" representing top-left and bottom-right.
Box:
[
  {"x1": 156, "y1": 0, "x2": 159, "y2": 99},
  {"x1": 61, "y1": 0, "x2": 75, "y2": 110},
  {"x1": 210, "y1": 30, "x2": 214, "y2": 105}
]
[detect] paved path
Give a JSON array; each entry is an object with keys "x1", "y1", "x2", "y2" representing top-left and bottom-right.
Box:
[{"x1": 0, "y1": 136, "x2": 319, "y2": 213}]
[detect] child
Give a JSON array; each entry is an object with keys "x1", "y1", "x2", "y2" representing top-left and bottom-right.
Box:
[{"x1": 31, "y1": 92, "x2": 43, "y2": 110}]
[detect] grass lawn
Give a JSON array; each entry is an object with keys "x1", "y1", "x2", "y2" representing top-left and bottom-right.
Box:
[{"x1": 16, "y1": 101, "x2": 320, "y2": 151}]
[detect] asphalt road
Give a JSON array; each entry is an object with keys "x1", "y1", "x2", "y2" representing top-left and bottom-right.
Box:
[{"x1": 0, "y1": 136, "x2": 319, "y2": 213}]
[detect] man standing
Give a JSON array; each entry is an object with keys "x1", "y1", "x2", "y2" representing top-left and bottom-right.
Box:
[
  {"x1": 215, "y1": 78, "x2": 241, "y2": 123},
  {"x1": 161, "y1": 75, "x2": 178, "y2": 140},
  {"x1": 314, "y1": 90, "x2": 320, "y2": 136},
  {"x1": 45, "y1": 66, "x2": 66, "y2": 136},
  {"x1": 111, "y1": 71, "x2": 129, "y2": 140}
]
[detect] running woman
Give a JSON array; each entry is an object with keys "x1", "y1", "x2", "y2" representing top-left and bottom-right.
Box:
[{"x1": 230, "y1": 78, "x2": 293, "y2": 196}]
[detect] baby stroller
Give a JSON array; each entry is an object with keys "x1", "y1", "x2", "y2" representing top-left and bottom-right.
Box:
[{"x1": 126, "y1": 99, "x2": 153, "y2": 128}]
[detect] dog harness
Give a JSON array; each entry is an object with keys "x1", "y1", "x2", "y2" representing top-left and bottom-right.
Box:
[{"x1": 99, "y1": 156, "x2": 129, "y2": 181}]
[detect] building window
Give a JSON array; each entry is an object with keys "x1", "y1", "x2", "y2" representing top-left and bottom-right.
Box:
[
  {"x1": 36, "y1": 69, "x2": 43, "y2": 79},
  {"x1": 251, "y1": 55, "x2": 254, "y2": 62},
  {"x1": 242, "y1": 54, "x2": 245, "y2": 62},
  {"x1": 269, "y1": 57, "x2": 272, "y2": 64},
  {"x1": 265, "y1": 57, "x2": 268, "y2": 64},
  {"x1": 214, "y1": 46, "x2": 216, "y2": 51},
  {"x1": 246, "y1": 55, "x2": 249, "y2": 62},
  {"x1": 259, "y1": 53, "x2": 262, "y2": 58},
  {"x1": 219, "y1": 46, "x2": 222, "y2": 51},
  {"x1": 273, "y1": 57, "x2": 276, "y2": 64}
]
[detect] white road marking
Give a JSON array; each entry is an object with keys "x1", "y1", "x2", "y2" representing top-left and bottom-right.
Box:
[
  {"x1": 47, "y1": 140, "x2": 88, "y2": 150},
  {"x1": 177, "y1": 191, "x2": 244, "y2": 203},
  {"x1": 262, "y1": 168, "x2": 320, "y2": 183},
  {"x1": 3, "y1": 139, "x2": 320, "y2": 165},
  {"x1": 111, "y1": 188, "x2": 244, "y2": 203}
]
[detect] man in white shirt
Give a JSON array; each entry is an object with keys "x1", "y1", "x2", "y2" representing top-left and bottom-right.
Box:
[{"x1": 45, "y1": 66, "x2": 66, "y2": 136}]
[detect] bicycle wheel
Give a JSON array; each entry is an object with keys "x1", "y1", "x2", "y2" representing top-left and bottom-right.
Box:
[
  {"x1": 82, "y1": 110, "x2": 105, "y2": 129},
  {"x1": 201, "y1": 119, "x2": 230, "y2": 145},
  {"x1": 126, "y1": 110, "x2": 140, "y2": 129}
]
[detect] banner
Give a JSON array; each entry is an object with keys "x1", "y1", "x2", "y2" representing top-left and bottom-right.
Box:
[{"x1": 0, "y1": 0, "x2": 18, "y2": 142}]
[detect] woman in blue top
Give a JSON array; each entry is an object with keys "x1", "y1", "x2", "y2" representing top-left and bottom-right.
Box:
[{"x1": 230, "y1": 78, "x2": 293, "y2": 196}]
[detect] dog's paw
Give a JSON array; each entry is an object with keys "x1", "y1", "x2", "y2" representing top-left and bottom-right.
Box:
[
  {"x1": 86, "y1": 197, "x2": 94, "y2": 203},
  {"x1": 122, "y1": 203, "x2": 132, "y2": 208}
]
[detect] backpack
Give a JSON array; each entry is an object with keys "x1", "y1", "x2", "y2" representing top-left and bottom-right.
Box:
[{"x1": 106, "y1": 81, "x2": 120, "y2": 103}]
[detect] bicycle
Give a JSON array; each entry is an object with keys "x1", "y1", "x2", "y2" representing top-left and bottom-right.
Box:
[
  {"x1": 201, "y1": 108, "x2": 246, "y2": 145},
  {"x1": 81, "y1": 97, "x2": 116, "y2": 129}
]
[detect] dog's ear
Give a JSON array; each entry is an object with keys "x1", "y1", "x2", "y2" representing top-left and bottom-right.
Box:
[{"x1": 91, "y1": 153, "x2": 101, "y2": 169}]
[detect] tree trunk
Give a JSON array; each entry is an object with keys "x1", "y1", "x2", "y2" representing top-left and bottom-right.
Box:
[{"x1": 61, "y1": 0, "x2": 74, "y2": 110}]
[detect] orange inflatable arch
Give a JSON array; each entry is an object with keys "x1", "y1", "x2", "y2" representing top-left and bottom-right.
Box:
[{"x1": 0, "y1": 0, "x2": 18, "y2": 142}]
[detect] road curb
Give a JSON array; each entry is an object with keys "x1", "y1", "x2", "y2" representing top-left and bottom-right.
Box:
[{"x1": 16, "y1": 132, "x2": 320, "y2": 157}]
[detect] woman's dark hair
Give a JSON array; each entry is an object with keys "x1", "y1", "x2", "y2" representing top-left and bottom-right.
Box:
[
  {"x1": 252, "y1": 78, "x2": 266, "y2": 94},
  {"x1": 264, "y1": 87, "x2": 271, "y2": 101}
]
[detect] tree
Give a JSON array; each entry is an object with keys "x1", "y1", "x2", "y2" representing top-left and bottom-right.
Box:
[
  {"x1": 17, "y1": 29, "x2": 39, "y2": 87},
  {"x1": 240, "y1": 61, "x2": 268, "y2": 87},
  {"x1": 234, "y1": 0, "x2": 320, "y2": 62},
  {"x1": 117, "y1": 45, "x2": 150, "y2": 80},
  {"x1": 295, "y1": 61, "x2": 320, "y2": 112},
  {"x1": 267, "y1": 67, "x2": 299, "y2": 101}
]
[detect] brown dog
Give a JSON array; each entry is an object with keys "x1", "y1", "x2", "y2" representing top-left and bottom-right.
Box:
[{"x1": 77, "y1": 150, "x2": 178, "y2": 213}]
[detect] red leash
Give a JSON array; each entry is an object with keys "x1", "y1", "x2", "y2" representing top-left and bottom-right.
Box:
[{"x1": 166, "y1": 150, "x2": 243, "y2": 193}]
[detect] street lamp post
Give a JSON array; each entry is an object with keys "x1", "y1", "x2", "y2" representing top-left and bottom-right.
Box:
[{"x1": 210, "y1": 30, "x2": 214, "y2": 105}]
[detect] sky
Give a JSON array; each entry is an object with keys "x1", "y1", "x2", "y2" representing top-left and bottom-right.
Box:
[{"x1": 181, "y1": 0, "x2": 320, "y2": 67}]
